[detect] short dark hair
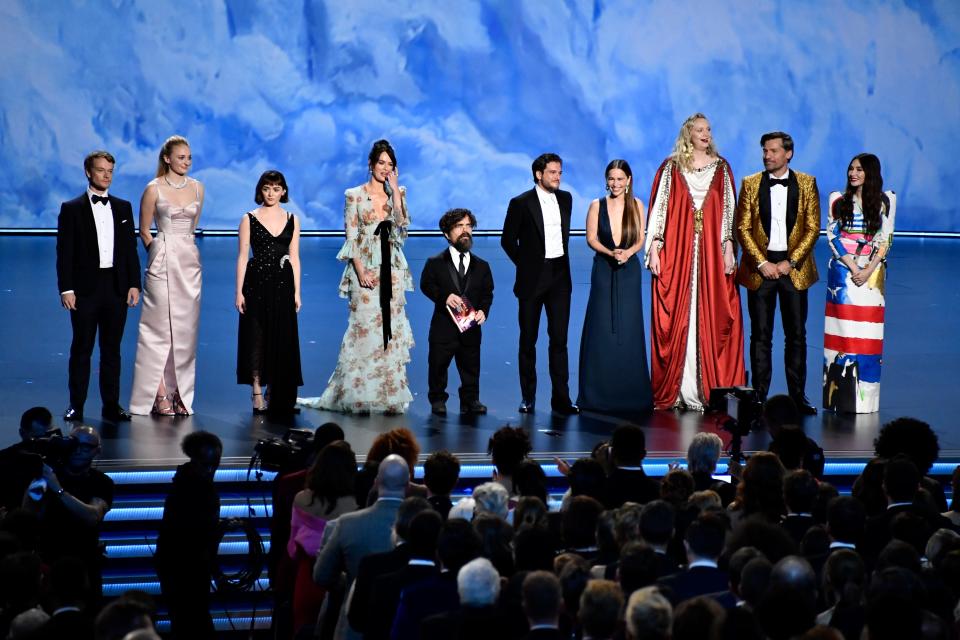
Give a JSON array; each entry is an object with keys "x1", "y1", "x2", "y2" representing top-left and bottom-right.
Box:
[
  {"x1": 84, "y1": 150, "x2": 115, "y2": 172},
  {"x1": 487, "y1": 426, "x2": 532, "y2": 476},
  {"x1": 180, "y1": 431, "x2": 223, "y2": 459},
  {"x1": 568, "y1": 457, "x2": 607, "y2": 503},
  {"x1": 19, "y1": 407, "x2": 52, "y2": 435},
  {"x1": 685, "y1": 512, "x2": 726, "y2": 559},
  {"x1": 437, "y1": 518, "x2": 482, "y2": 572},
  {"x1": 826, "y1": 496, "x2": 866, "y2": 544},
  {"x1": 395, "y1": 496, "x2": 432, "y2": 542},
  {"x1": 310, "y1": 422, "x2": 345, "y2": 457},
  {"x1": 531, "y1": 153, "x2": 562, "y2": 183},
  {"x1": 763, "y1": 395, "x2": 800, "y2": 433},
  {"x1": 760, "y1": 131, "x2": 794, "y2": 154},
  {"x1": 579, "y1": 580, "x2": 624, "y2": 639},
  {"x1": 874, "y1": 417, "x2": 940, "y2": 474},
  {"x1": 514, "y1": 460, "x2": 548, "y2": 505},
  {"x1": 439, "y1": 208, "x2": 477, "y2": 235},
  {"x1": 423, "y1": 450, "x2": 460, "y2": 496},
  {"x1": 611, "y1": 423, "x2": 647, "y2": 466},
  {"x1": 562, "y1": 496, "x2": 604, "y2": 548},
  {"x1": 254, "y1": 170, "x2": 289, "y2": 204},
  {"x1": 618, "y1": 541, "x2": 659, "y2": 594},
  {"x1": 406, "y1": 509, "x2": 443, "y2": 558},
  {"x1": 514, "y1": 526, "x2": 556, "y2": 572},
  {"x1": 640, "y1": 500, "x2": 676, "y2": 546},
  {"x1": 368, "y1": 139, "x2": 398, "y2": 170},
  {"x1": 673, "y1": 596, "x2": 726, "y2": 640},
  {"x1": 883, "y1": 455, "x2": 921, "y2": 503},
  {"x1": 784, "y1": 470, "x2": 818, "y2": 514},
  {"x1": 522, "y1": 570, "x2": 562, "y2": 621}
]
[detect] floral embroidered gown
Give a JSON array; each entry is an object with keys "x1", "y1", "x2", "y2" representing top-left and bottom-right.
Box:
[{"x1": 300, "y1": 185, "x2": 414, "y2": 413}]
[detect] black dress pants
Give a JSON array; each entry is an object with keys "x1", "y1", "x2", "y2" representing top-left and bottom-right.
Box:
[
  {"x1": 68, "y1": 269, "x2": 127, "y2": 410},
  {"x1": 747, "y1": 266, "x2": 809, "y2": 401},
  {"x1": 517, "y1": 258, "x2": 572, "y2": 405},
  {"x1": 428, "y1": 339, "x2": 481, "y2": 404}
]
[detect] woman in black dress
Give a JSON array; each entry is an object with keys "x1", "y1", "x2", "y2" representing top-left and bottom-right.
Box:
[
  {"x1": 577, "y1": 159, "x2": 653, "y2": 414},
  {"x1": 236, "y1": 170, "x2": 303, "y2": 415}
]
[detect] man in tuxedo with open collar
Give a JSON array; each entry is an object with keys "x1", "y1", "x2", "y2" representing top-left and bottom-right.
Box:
[
  {"x1": 736, "y1": 132, "x2": 820, "y2": 415},
  {"x1": 501, "y1": 153, "x2": 578, "y2": 415},
  {"x1": 56, "y1": 150, "x2": 141, "y2": 423},
  {"x1": 420, "y1": 208, "x2": 494, "y2": 417}
]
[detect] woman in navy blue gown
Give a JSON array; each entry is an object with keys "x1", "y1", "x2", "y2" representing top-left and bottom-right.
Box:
[{"x1": 577, "y1": 159, "x2": 653, "y2": 413}]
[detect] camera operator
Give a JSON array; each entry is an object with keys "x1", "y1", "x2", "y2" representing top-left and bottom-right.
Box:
[
  {"x1": 31, "y1": 425, "x2": 114, "y2": 599},
  {"x1": 764, "y1": 395, "x2": 824, "y2": 479},
  {"x1": 0, "y1": 407, "x2": 58, "y2": 513}
]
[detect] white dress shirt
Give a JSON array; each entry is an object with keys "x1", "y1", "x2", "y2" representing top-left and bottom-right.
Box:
[
  {"x1": 88, "y1": 188, "x2": 115, "y2": 268},
  {"x1": 535, "y1": 184, "x2": 564, "y2": 258},
  {"x1": 448, "y1": 246, "x2": 471, "y2": 273},
  {"x1": 767, "y1": 169, "x2": 790, "y2": 251}
]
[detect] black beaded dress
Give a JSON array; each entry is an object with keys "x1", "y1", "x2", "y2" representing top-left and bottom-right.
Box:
[{"x1": 237, "y1": 212, "x2": 303, "y2": 412}]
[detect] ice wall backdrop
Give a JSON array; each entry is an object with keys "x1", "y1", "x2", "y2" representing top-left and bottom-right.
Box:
[{"x1": 2, "y1": 0, "x2": 959, "y2": 231}]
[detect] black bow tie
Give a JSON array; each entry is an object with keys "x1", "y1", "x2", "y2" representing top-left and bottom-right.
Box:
[
  {"x1": 91, "y1": 194, "x2": 109, "y2": 205},
  {"x1": 769, "y1": 178, "x2": 789, "y2": 188}
]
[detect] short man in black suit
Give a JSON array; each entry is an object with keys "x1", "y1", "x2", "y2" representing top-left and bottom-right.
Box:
[
  {"x1": 420, "y1": 208, "x2": 494, "y2": 416},
  {"x1": 56, "y1": 151, "x2": 141, "y2": 422},
  {"x1": 501, "y1": 153, "x2": 577, "y2": 414}
]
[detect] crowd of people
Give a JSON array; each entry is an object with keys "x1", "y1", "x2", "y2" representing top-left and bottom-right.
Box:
[
  {"x1": 0, "y1": 399, "x2": 958, "y2": 639},
  {"x1": 55, "y1": 112, "x2": 896, "y2": 424}
]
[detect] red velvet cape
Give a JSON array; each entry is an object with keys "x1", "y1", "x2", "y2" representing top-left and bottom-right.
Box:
[{"x1": 647, "y1": 159, "x2": 745, "y2": 409}]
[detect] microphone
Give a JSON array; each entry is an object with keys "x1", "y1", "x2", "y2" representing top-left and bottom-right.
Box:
[{"x1": 384, "y1": 179, "x2": 393, "y2": 198}]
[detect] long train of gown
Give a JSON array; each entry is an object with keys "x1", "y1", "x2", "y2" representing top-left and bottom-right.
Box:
[{"x1": 129, "y1": 179, "x2": 201, "y2": 415}]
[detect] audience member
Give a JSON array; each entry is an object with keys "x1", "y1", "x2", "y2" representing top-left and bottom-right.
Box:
[
  {"x1": 155, "y1": 430, "x2": 223, "y2": 639},
  {"x1": 625, "y1": 586, "x2": 672, "y2": 640},
  {"x1": 560, "y1": 496, "x2": 603, "y2": 559},
  {"x1": 93, "y1": 596, "x2": 155, "y2": 640},
  {"x1": 617, "y1": 541, "x2": 660, "y2": 596},
  {"x1": 818, "y1": 549, "x2": 866, "y2": 640},
  {"x1": 738, "y1": 556, "x2": 773, "y2": 611},
  {"x1": 725, "y1": 546, "x2": 765, "y2": 607},
  {"x1": 782, "y1": 469, "x2": 819, "y2": 544},
  {"x1": 355, "y1": 428, "x2": 425, "y2": 506},
  {"x1": 566, "y1": 457, "x2": 608, "y2": 505},
  {"x1": 488, "y1": 426, "x2": 533, "y2": 495},
  {"x1": 473, "y1": 513, "x2": 515, "y2": 577},
  {"x1": 657, "y1": 512, "x2": 728, "y2": 604},
  {"x1": 874, "y1": 417, "x2": 945, "y2": 511},
  {"x1": 729, "y1": 451, "x2": 786, "y2": 526},
  {"x1": 0, "y1": 407, "x2": 56, "y2": 512},
  {"x1": 639, "y1": 500, "x2": 680, "y2": 578},
  {"x1": 578, "y1": 579, "x2": 623, "y2": 640},
  {"x1": 420, "y1": 557, "x2": 505, "y2": 639},
  {"x1": 513, "y1": 496, "x2": 549, "y2": 532},
  {"x1": 851, "y1": 457, "x2": 889, "y2": 518},
  {"x1": 0, "y1": 551, "x2": 43, "y2": 638},
  {"x1": 38, "y1": 556, "x2": 95, "y2": 640},
  {"x1": 687, "y1": 432, "x2": 735, "y2": 506},
  {"x1": 672, "y1": 596, "x2": 725, "y2": 640},
  {"x1": 764, "y1": 395, "x2": 825, "y2": 479},
  {"x1": 660, "y1": 468, "x2": 695, "y2": 508},
  {"x1": 423, "y1": 450, "x2": 460, "y2": 519},
  {"x1": 606, "y1": 424, "x2": 659, "y2": 508},
  {"x1": 521, "y1": 570, "x2": 564, "y2": 639}
]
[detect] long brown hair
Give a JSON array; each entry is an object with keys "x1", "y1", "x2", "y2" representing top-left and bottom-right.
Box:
[{"x1": 606, "y1": 159, "x2": 641, "y2": 248}]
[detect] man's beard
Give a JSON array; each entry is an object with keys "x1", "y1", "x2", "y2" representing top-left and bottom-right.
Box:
[{"x1": 453, "y1": 234, "x2": 473, "y2": 252}]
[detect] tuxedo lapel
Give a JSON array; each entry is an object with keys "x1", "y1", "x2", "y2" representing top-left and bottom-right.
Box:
[
  {"x1": 526, "y1": 189, "x2": 545, "y2": 242},
  {"x1": 758, "y1": 173, "x2": 772, "y2": 240},
  {"x1": 80, "y1": 194, "x2": 101, "y2": 261},
  {"x1": 442, "y1": 250, "x2": 464, "y2": 295},
  {"x1": 786, "y1": 171, "x2": 799, "y2": 238}
]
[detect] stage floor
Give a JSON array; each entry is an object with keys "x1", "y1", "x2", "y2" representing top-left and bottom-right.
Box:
[{"x1": 1, "y1": 235, "x2": 956, "y2": 466}]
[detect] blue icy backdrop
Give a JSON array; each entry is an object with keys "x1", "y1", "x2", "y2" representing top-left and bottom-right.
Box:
[{"x1": 2, "y1": 1, "x2": 959, "y2": 231}]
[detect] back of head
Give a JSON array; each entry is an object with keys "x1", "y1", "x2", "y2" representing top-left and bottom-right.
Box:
[
  {"x1": 772, "y1": 425, "x2": 808, "y2": 471},
  {"x1": 660, "y1": 469, "x2": 695, "y2": 506},
  {"x1": 514, "y1": 526, "x2": 556, "y2": 572},
  {"x1": 865, "y1": 567, "x2": 923, "y2": 640},
  {"x1": 406, "y1": 509, "x2": 443, "y2": 558},
  {"x1": 438, "y1": 518, "x2": 482, "y2": 573},
  {"x1": 376, "y1": 453, "x2": 410, "y2": 496},
  {"x1": 619, "y1": 541, "x2": 659, "y2": 595},
  {"x1": 522, "y1": 570, "x2": 562, "y2": 624},
  {"x1": 763, "y1": 395, "x2": 800, "y2": 434},
  {"x1": 614, "y1": 503, "x2": 644, "y2": 546},
  {"x1": 579, "y1": 580, "x2": 624, "y2": 639},
  {"x1": 883, "y1": 455, "x2": 921, "y2": 503},
  {"x1": 639, "y1": 500, "x2": 675, "y2": 547},
  {"x1": 457, "y1": 557, "x2": 500, "y2": 607},
  {"x1": 725, "y1": 515, "x2": 797, "y2": 564},
  {"x1": 626, "y1": 586, "x2": 673, "y2": 640},
  {"x1": 822, "y1": 548, "x2": 865, "y2": 607},
  {"x1": 685, "y1": 512, "x2": 726, "y2": 560},
  {"x1": 394, "y1": 496, "x2": 432, "y2": 542},
  {"x1": 8, "y1": 608, "x2": 50, "y2": 639},
  {"x1": 569, "y1": 457, "x2": 608, "y2": 502},
  {"x1": 874, "y1": 417, "x2": 939, "y2": 475},
  {"x1": 19, "y1": 406, "x2": 53, "y2": 439},
  {"x1": 367, "y1": 428, "x2": 420, "y2": 471},
  {"x1": 558, "y1": 555, "x2": 590, "y2": 616},
  {"x1": 876, "y1": 539, "x2": 921, "y2": 574},
  {"x1": 513, "y1": 496, "x2": 548, "y2": 531},
  {"x1": 311, "y1": 422, "x2": 345, "y2": 457},
  {"x1": 180, "y1": 430, "x2": 223, "y2": 462},
  {"x1": 473, "y1": 514, "x2": 515, "y2": 576},
  {"x1": 673, "y1": 596, "x2": 725, "y2": 640},
  {"x1": 487, "y1": 426, "x2": 531, "y2": 477},
  {"x1": 756, "y1": 583, "x2": 816, "y2": 640},
  {"x1": 472, "y1": 481, "x2": 510, "y2": 519},
  {"x1": 423, "y1": 450, "x2": 460, "y2": 496},
  {"x1": 784, "y1": 470, "x2": 818, "y2": 514},
  {"x1": 826, "y1": 495, "x2": 865, "y2": 544},
  {"x1": 738, "y1": 451, "x2": 786, "y2": 521},
  {"x1": 727, "y1": 546, "x2": 764, "y2": 593},
  {"x1": 307, "y1": 441, "x2": 357, "y2": 514},
  {"x1": 513, "y1": 459, "x2": 548, "y2": 504},
  {"x1": 611, "y1": 423, "x2": 646, "y2": 466},
  {"x1": 562, "y1": 495, "x2": 604, "y2": 549},
  {"x1": 95, "y1": 598, "x2": 153, "y2": 640},
  {"x1": 739, "y1": 557, "x2": 773, "y2": 607},
  {"x1": 925, "y1": 528, "x2": 960, "y2": 569},
  {"x1": 770, "y1": 555, "x2": 817, "y2": 604},
  {"x1": 687, "y1": 432, "x2": 722, "y2": 475}
]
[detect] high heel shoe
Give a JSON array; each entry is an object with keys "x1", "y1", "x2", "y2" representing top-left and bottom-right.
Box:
[
  {"x1": 171, "y1": 391, "x2": 190, "y2": 417},
  {"x1": 151, "y1": 393, "x2": 176, "y2": 417},
  {"x1": 252, "y1": 392, "x2": 269, "y2": 415}
]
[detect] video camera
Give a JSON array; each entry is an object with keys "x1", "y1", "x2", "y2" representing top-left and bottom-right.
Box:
[
  {"x1": 17, "y1": 430, "x2": 79, "y2": 477},
  {"x1": 708, "y1": 386, "x2": 763, "y2": 462},
  {"x1": 251, "y1": 428, "x2": 314, "y2": 473}
]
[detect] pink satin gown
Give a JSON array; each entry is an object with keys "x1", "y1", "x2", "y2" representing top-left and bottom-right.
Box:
[{"x1": 129, "y1": 179, "x2": 202, "y2": 415}]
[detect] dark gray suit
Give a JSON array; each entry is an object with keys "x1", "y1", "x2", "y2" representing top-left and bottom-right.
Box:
[{"x1": 314, "y1": 497, "x2": 403, "y2": 589}]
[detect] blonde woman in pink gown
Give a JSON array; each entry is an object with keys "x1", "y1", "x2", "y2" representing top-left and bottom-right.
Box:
[{"x1": 130, "y1": 136, "x2": 204, "y2": 416}]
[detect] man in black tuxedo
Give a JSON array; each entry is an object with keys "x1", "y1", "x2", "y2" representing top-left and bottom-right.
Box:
[
  {"x1": 420, "y1": 208, "x2": 494, "y2": 416},
  {"x1": 501, "y1": 153, "x2": 577, "y2": 415},
  {"x1": 56, "y1": 151, "x2": 141, "y2": 422}
]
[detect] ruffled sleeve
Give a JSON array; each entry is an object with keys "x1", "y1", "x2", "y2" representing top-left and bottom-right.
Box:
[
  {"x1": 873, "y1": 191, "x2": 896, "y2": 257},
  {"x1": 336, "y1": 188, "x2": 362, "y2": 262}
]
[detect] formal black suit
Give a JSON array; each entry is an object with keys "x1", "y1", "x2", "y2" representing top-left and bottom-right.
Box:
[
  {"x1": 348, "y1": 543, "x2": 411, "y2": 633},
  {"x1": 366, "y1": 561, "x2": 441, "y2": 640},
  {"x1": 656, "y1": 564, "x2": 730, "y2": 606},
  {"x1": 420, "y1": 248, "x2": 494, "y2": 405},
  {"x1": 501, "y1": 187, "x2": 573, "y2": 406},
  {"x1": 604, "y1": 467, "x2": 661, "y2": 509},
  {"x1": 56, "y1": 192, "x2": 141, "y2": 411}
]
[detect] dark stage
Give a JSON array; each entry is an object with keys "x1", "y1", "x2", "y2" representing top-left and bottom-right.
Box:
[{"x1": 1, "y1": 234, "x2": 957, "y2": 467}]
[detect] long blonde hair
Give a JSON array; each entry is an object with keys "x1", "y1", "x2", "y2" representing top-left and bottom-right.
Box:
[
  {"x1": 155, "y1": 135, "x2": 190, "y2": 178},
  {"x1": 669, "y1": 113, "x2": 718, "y2": 171}
]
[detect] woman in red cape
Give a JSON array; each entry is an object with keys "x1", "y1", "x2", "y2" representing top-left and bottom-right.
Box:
[{"x1": 644, "y1": 113, "x2": 745, "y2": 410}]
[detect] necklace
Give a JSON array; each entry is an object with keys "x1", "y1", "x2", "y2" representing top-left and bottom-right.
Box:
[{"x1": 164, "y1": 175, "x2": 189, "y2": 189}]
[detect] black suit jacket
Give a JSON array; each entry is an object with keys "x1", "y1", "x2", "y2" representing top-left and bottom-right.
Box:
[
  {"x1": 501, "y1": 188, "x2": 573, "y2": 298},
  {"x1": 657, "y1": 565, "x2": 730, "y2": 606},
  {"x1": 366, "y1": 562, "x2": 441, "y2": 640},
  {"x1": 605, "y1": 467, "x2": 661, "y2": 509},
  {"x1": 348, "y1": 543, "x2": 411, "y2": 632},
  {"x1": 420, "y1": 250, "x2": 494, "y2": 345},
  {"x1": 420, "y1": 605, "x2": 509, "y2": 640},
  {"x1": 56, "y1": 193, "x2": 141, "y2": 296}
]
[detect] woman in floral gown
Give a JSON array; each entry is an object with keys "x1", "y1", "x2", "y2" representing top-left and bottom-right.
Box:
[{"x1": 301, "y1": 140, "x2": 414, "y2": 414}]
